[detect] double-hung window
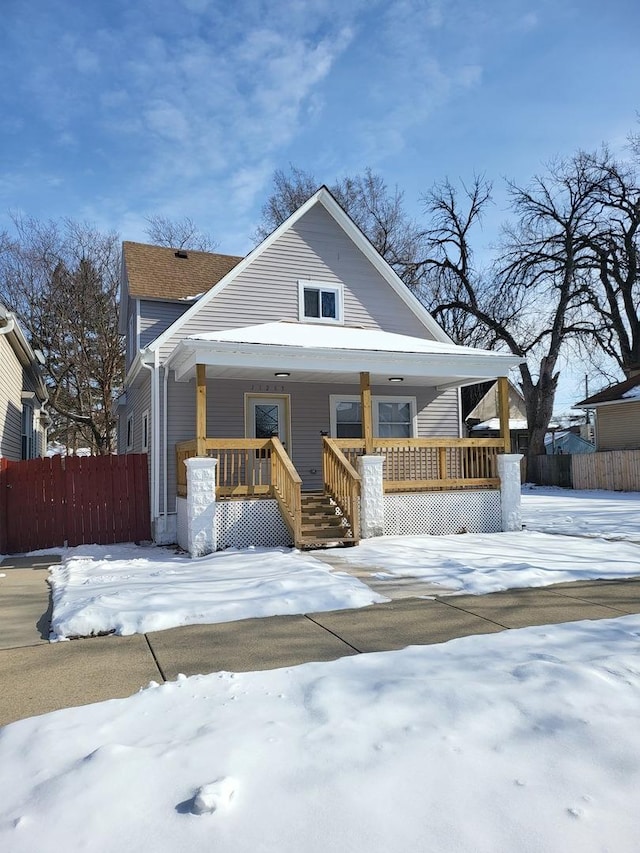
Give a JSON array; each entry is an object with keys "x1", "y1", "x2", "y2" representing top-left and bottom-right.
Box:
[
  {"x1": 330, "y1": 396, "x2": 416, "y2": 439},
  {"x1": 298, "y1": 280, "x2": 343, "y2": 323}
]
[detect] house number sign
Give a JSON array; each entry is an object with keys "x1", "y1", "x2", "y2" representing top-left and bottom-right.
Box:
[{"x1": 250, "y1": 383, "x2": 287, "y2": 393}]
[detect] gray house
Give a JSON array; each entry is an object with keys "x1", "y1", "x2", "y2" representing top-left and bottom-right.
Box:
[
  {"x1": 0, "y1": 302, "x2": 48, "y2": 461},
  {"x1": 118, "y1": 187, "x2": 522, "y2": 548}
]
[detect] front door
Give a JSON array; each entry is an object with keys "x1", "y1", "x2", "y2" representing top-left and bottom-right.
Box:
[{"x1": 246, "y1": 396, "x2": 290, "y2": 449}]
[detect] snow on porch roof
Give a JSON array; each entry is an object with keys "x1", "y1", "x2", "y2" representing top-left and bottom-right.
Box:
[
  {"x1": 188, "y1": 322, "x2": 509, "y2": 358},
  {"x1": 171, "y1": 322, "x2": 524, "y2": 386}
]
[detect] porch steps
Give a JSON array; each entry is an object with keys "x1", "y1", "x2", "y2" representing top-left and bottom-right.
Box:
[{"x1": 297, "y1": 492, "x2": 358, "y2": 549}]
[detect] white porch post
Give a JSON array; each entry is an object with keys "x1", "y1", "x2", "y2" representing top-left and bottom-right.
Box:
[
  {"x1": 497, "y1": 453, "x2": 523, "y2": 532},
  {"x1": 357, "y1": 455, "x2": 385, "y2": 538},
  {"x1": 185, "y1": 456, "x2": 218, "y2": 557}
]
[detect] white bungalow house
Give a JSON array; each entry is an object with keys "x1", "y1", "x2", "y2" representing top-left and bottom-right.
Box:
[{"x1": 118, "y1": 187, "x2": 523, "y2": 552}]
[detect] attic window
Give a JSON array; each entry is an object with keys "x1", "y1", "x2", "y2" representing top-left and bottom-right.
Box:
[
  {"x1": 298, "y1": 280, "x2": 343, "y2": 324},
  {"x1": 174, "y1": 250, "x2": 189, "y2": 259}
]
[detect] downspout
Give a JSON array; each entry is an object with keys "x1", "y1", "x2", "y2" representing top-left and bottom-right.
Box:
[
  {"x1": 140, "y1": 353, "x2": 160, "y2": 532},
  {"x1": 163, "y1": 362, "x2": 169, "y2": 529}
]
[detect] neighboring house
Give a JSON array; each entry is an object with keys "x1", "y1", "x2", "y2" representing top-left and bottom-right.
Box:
[
  {"x1": 0, "y1": 302, "x2": 49, "y2": 461},
  {"x1": 463, "y1": 379, "x2": 529, "y2": 453},
  {"x1": 118, "y1": 187, "x2": 522, "y2": 549},
  {"x1": 544, "y1": 429, "x2": 595, "y2": 455},
  {"x1": 576, "y1": 373, "x2": 640, "y2": 451}
]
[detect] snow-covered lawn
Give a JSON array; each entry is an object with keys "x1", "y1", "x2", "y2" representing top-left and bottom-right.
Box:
[
  {"x1": 46, "y1": 488, "x2": 640, "y2": 638},
  {"x1": 48, "y1": 545, "x2": 385, "y2": 639},
  {"x1": 522, "y1": 484, "x2": 640, "y2": 541},
  {"x1": 328, "y1": 529, "x2": 640, "y2": 595},
  {"x1": 2, "y1": 615, "x2": 640, "y2": 852}
]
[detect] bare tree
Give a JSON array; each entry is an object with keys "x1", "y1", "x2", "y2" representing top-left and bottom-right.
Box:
[
  {"x1": 256, "y1": 166, "x2": 426, "y2": 290},
  {"x1": 577, "y1": 149, "x2": 640, "y2": 377},
  {"x1": 417, "y1": 167, "x2": 603, "y2": 458},
  {"x1": 144, "y1": 215, "x2": 217, "y2": 252},
  {"x1": 0, "y1": 215, "x2": 124, "y2": 453}
]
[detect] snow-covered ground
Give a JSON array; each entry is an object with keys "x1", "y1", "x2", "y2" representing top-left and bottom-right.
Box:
[
  {"x1": 48, "y1": 545, "x2": 385, "y2": 639},
  {"x1": 2, "y1": 615, "x2": 640, "y2": 852},
  {"x1": 522, "y1": 484, "x2": 640, "y2": 541},
  {"x1": 45, "y1": 488, "x2": 640, "y2": 638},
  {"x1": 328, "y1": 529, "x2": 640, "y2": 595}
]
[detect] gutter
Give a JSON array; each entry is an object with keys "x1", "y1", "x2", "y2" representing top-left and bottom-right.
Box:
[{"x1": 139, "y1": 348, "x2": 160, "y2": 530}]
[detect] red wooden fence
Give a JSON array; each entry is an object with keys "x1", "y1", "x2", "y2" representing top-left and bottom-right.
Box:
[
  {"x1": 0, "y1": 458, "x2": 8, "y2": 554},
  {"x1": 0, "y1": 454, "x2": 151, "y2": 554}
]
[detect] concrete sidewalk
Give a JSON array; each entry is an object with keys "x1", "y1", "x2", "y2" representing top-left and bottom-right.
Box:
[{"x1": 2, "y1": 554, "x2": 640, "y2": 727}]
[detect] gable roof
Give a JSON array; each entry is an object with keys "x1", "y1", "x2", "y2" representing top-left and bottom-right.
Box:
[
  {"x1": 122, "y1": 242, "x2": 243, "y2": 301},
  {"x1": 143, "y1": 186, "x2": 452, "y2": 359},
  {"x1": 577, "y1": 374, "x2": 640, "y2": 407}
]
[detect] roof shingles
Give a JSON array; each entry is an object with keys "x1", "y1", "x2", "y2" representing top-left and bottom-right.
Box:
[{"x1": 123, "y1": 241, "x2": 243, "y2": 301}]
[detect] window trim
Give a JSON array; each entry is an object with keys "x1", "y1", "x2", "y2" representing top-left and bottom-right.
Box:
[
  {"x1": 141, "y1": 409, "x2": 149, "y2": 453},
  {"x1": 21, "y1": 402, "x2": 35, "y2": 460},
  {"x1": 126, "y1": 412, "x2": 134, "y2": 451},
  {"x1": 298, "y1": 280, "x2": 343, "y2": 324},
  {"x1": 329, "y1": 395, "x2": 417, "y2": 439}
]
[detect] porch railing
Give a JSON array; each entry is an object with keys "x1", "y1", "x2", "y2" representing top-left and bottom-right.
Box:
[
  {"x1": 176, "y1": 438, "x2": 302, "y2": 544},
  {"x1": 322, "y1": 437, "x2": 361, "y2": 541},
  {"x1": 332, "y1": 438, "x2": 503, "y2": 491}
]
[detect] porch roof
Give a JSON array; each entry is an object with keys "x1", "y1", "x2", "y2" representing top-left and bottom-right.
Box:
[{"x1": 168, "y1": 322, "x2": 523, "y2": 388}]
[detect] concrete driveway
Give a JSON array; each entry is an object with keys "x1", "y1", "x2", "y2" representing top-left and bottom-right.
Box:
[{"x1": 2, "y1": 554, "x2": 640, "y2": 728}]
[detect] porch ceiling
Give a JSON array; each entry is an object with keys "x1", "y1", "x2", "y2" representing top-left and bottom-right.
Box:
[{"x1": 167, "y1": 323, "x2": 523, "y2": 389}]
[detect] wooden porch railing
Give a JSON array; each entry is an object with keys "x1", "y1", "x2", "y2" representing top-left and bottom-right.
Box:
[
  {"x1": 322, "y1": 437, "x2": 361, "y2": 542},
  {"x1": 176, "y1": 438, "x2": 302, "y2": 545},
  {"x1": 269, "y1": 437, "x2": 303, "y2": 545},
  {"x1": 332, "y1": 438, "x2": 503, "y2": 491}
]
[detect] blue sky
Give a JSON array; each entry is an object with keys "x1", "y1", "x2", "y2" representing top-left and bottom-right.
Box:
[{"x1": 1, "y1": 0, "x2": 638, "y2": 405}]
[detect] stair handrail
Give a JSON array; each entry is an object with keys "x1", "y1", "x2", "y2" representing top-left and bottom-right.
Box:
[
  {"x1": 270, "y1": 437, "x2": 303, "y2": 546},
  {"x1": 322, "y1": 437, "x2": 361, "y2": 541}
]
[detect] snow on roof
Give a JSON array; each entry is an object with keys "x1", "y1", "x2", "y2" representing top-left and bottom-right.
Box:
[
  {"x1": 471, "y1": 418, "x2": 528, "y2": 431},
  {"x1": 622, "y1": 385, "x2": 640, "y2": 399},
  {"x1": 188, "y1": 322, "x2": 510, "y2": 358}
]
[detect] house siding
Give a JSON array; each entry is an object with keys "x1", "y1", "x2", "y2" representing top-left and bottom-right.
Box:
[
  {"x1": 164, "y1": 378, "x2": 459, "y2": 511},
  {"x1": 139, "y1": 300, "x2": 189, "y2": 349},
  {"x1": 0, "y1": 334, "x2": 24, "y2": 460},
  {"x1": 159, "y1": 204, "x2": 438, "y2": 360},
  {"x1": 596, "y1": 402, "x2": 640, "y2": 451},
  {"x1": 120, "y1": 372, "x2": 151, "y2": 455},
  {"x1": 0, "y1": 334, "x2": 47, "y2": 460}
]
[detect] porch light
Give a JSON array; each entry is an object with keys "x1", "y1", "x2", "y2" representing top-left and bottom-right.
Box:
[
  {"x1": 388, "y1": 376, "x2": 404, "y2": 382},
  {"x1": 274, "y1": 372, "x2": 290, "y2": 377}
]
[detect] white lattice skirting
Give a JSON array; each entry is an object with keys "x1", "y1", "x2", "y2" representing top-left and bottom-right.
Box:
[
  {"x1": 384, "y1": 490, "x2": 502, "y2": 536},
  {"x1": 215, "y1": 499, "x2": 293, "y2": 549},
  {"x1": 177, "y1": 496, "x2": 293, "y2": 551}
]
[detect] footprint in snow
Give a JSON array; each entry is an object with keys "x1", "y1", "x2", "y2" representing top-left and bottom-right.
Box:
[{"x1": 190, "y1": 777, "x2": 237, "y2": 815}]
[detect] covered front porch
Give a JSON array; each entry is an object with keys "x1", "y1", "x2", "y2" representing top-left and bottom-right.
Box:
[{"x1": 168, "y1": 322, "x2": 522, "y2": 551}]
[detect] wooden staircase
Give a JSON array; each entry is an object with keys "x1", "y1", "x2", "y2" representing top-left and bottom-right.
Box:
[{"x1": 297, "y1": 492, "x2": 359, "y2": 549}]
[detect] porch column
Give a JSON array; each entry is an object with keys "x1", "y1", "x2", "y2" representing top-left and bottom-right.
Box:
[
  {"x1": 497, "y1": 453, "x2": 523, "y2": 532},
  {"x1": 196, "y1": 363, "x2": 207, "y2": 456},
  {"x1": 357, "y1": 455, "x2": 385, "y2": 538},
  {"x1": 497, "y1": 376, "x2": 511, "y2": 454},
  {"x1": 360, "y1": 371, "x2": 374, "y2": 454},
  {"x1": 185, "y1": 456, "x2": 218, "y2": 556}
]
